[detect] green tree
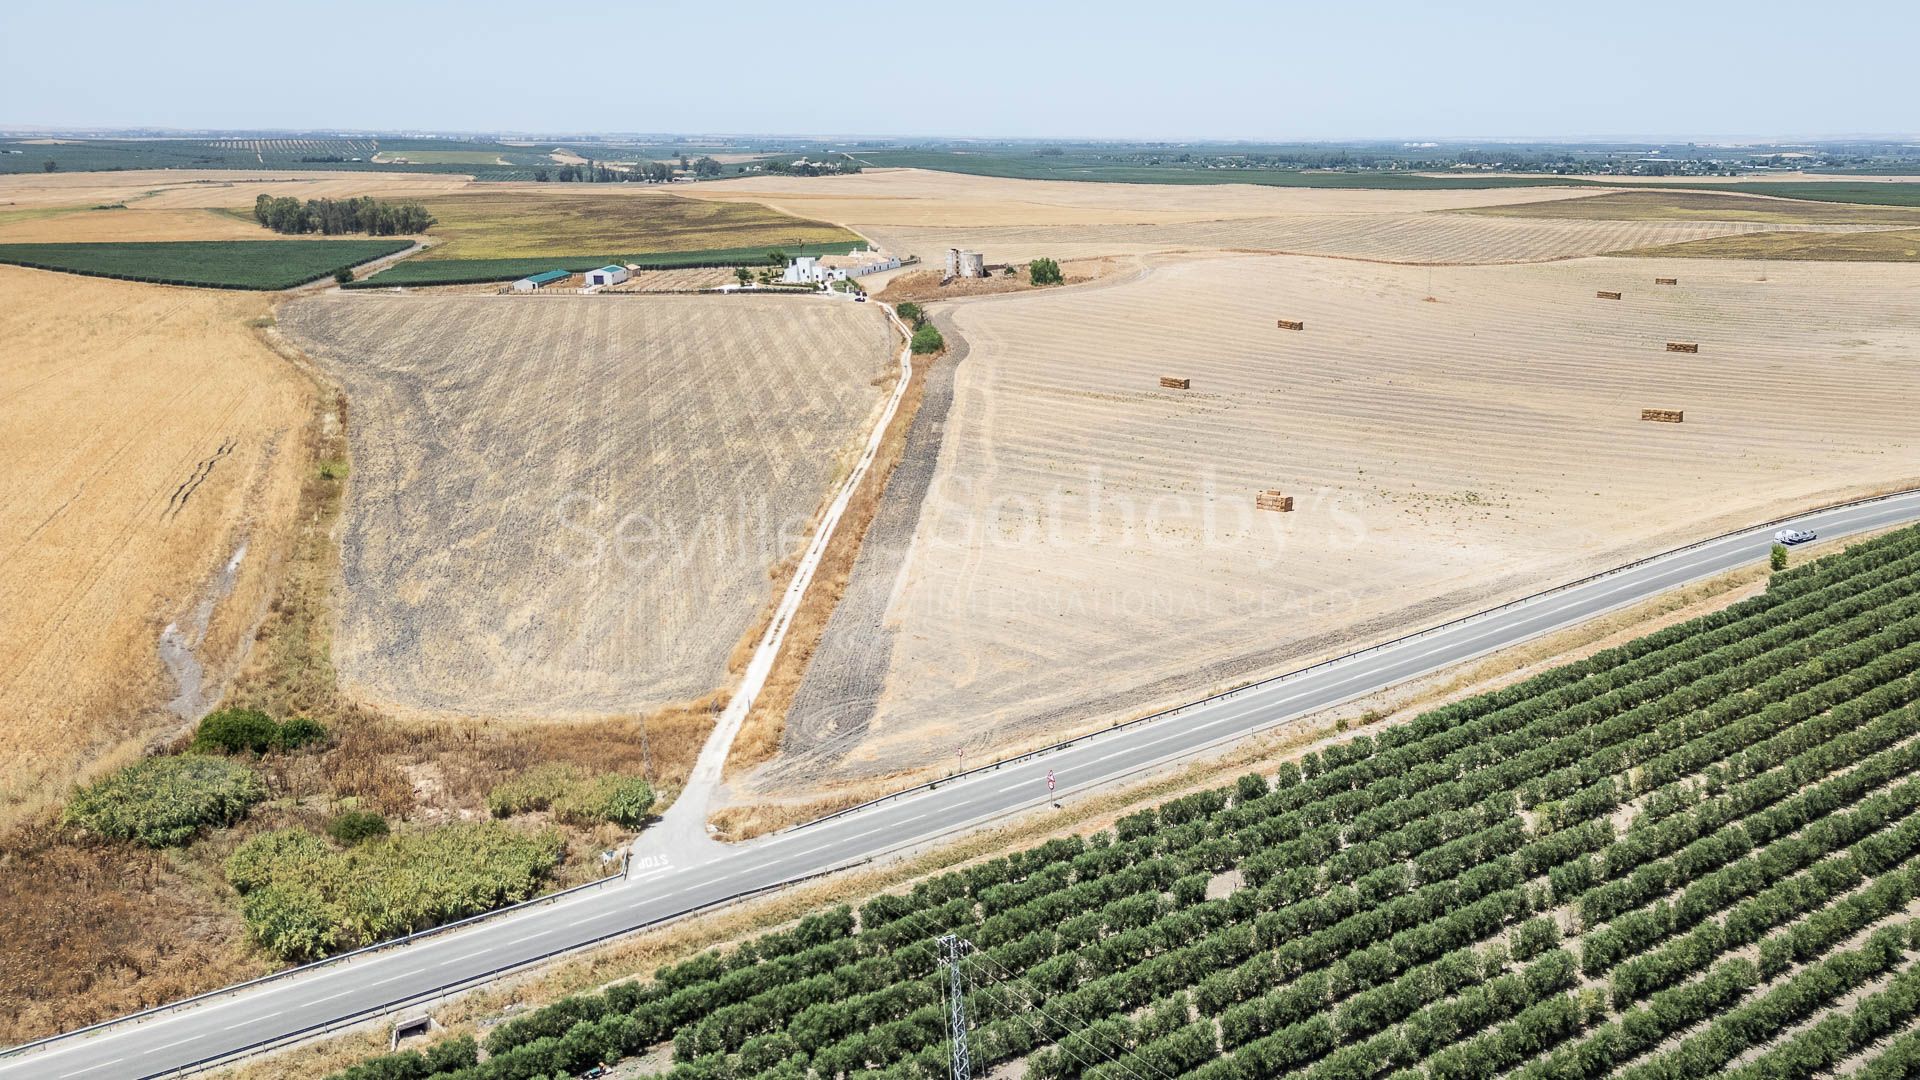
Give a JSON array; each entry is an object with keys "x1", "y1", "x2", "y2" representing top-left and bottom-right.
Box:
[
  {"x1": 911, "y1": 325, "x2": 945, "y2": 355},
  {"x1": 734, "y1": 266, "x2": 752, "y2": 286},
  {"x1": 1771, "y1": 543, "x2": 1789, "y2": 571},
  {"x1": 693, "y1": 156, "x2": 723, "y2": 178},
  {"x1": 767, "y1": 249, "x2": 788, "y2": 267},
  {"x1": 895, "y1": 301, "x2": 925, "y2": 327},
  {"x1": 1029, "y1": 257, "x2": 1064, "y2": 285},
  {"x1": 334, "y1": 268, "x2": 354, "y2": 284}
]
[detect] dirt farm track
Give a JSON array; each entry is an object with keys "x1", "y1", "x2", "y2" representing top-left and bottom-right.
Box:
[{"x1": 279, "y1": 292, "x2": 895, "y2": 720}]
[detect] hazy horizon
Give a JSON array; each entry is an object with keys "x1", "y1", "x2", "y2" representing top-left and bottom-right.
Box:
[{"x1": 4, "y1": 0, "x2": 1915, "y2": 141}]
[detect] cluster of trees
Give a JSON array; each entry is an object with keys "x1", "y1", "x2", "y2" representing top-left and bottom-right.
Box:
[
  {"x1": 486, "y1": 761, "x2": 656, "y2": 827},
  {"x1": 317, "y1": 523, "x2": 1920, "y2": 1080},
  {"x1": 227, "y1": 822, "x2": 563, "y2": 960},
  {"x1": 252, "y1": 194, "x2": 434, "y2": 236}
]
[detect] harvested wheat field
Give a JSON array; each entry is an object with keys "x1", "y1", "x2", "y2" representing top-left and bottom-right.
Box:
[
  {"x1": 0, "y1": 168, "x2": 473, "y2": 210},
  {"x1": 0, "y1": 206, "x2": 293, "y2": 243},
  {"x1": 277, "y1": 293, "x2": 895, "y2": 720},
  {"x1": 687, "y1": 168, "x2": 1601, "y2": 226},
  {"x1": 754, "y1": 253, "x2": 1920, "y2": 798},
  {"x1": 0, "y1": 266, "x2": 313, "y2": 827}
]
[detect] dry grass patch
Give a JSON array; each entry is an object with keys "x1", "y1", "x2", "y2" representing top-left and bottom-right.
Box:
[{"x1": 0, "y1": 267, "x2": 312, "y2": 830}]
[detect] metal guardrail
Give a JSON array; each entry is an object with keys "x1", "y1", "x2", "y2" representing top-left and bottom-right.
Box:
[
  {"x1": 791, "y1": 485, "x2": 1920, "y2": 831},
  {"x1": 162, "y1": 858, "x2": 867, "y2": 1079},
  {"x1": 0, "y1": 867, "x2": 626, "y2": 1063}
]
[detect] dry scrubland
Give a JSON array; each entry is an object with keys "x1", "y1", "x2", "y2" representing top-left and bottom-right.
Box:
[
  {"x1": 757, "y1": 253, "x2": 1920, "y2": 796},
  {"x1": 278, "y1": 293, "x2": 894, "y2": 719},
  {"x1": 0, "y1": 266, "x2": 311, "y2": 826}
]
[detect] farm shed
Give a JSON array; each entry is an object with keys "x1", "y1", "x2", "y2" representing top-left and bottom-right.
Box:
[
  {"x1": 585, "y1": 265, "x2": 631, "y2": 287},
  {"x1": 511, "y1": 270, "x2": 571, "y2": 292}
]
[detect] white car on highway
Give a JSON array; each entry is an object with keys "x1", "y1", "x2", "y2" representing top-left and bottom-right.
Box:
[{"x1": 1774, "y1": 528, "x2": 1817, "y2": 545}]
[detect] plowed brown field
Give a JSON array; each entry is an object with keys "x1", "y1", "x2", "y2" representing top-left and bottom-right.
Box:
[{"x1": 277, "y1": 293, "x2": 894, "y2": 720}]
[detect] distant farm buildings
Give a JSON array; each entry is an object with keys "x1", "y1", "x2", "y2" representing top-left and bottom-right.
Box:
[
  {"x1": 945, "y1": 248, "x2": 987, "y2": 279},
  {"x1": 781, "y1": 248, "x2": 902, "y2": 285},
  {"x1": 584, "y1": 265, "x2": 631, "y2": 287},
  {"x1": 511, "y1": 269, "x2": 571, "y2": 292}
]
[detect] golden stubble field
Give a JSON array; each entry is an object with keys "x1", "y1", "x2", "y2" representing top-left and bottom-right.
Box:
[
  {"x1": 0, "y1": 266, "x2": 313, "y2": 826},
  {"x1": 757, "y1": 252, "x2": 1920, "y2": 795},
  {"x1": 277, "y1": 293, "x2": 895, "y2": 720}
]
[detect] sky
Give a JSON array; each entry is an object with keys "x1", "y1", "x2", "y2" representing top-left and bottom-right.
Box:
[{"x1": 3, "y1": 1, "x2": 1915, "y2": 141}]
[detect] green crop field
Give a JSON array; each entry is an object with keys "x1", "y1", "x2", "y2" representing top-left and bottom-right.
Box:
[
  {"x1": 329, "y1": 523, "x2": 1920, "y2": 1080},
  {"x1": 349, "y1": 242, "x2": 867, "y2": 288},
  {"x1": 0, "y1": 239, "x2": 412, "y2": 289},
  {"x1": 1695, "y1": 182, "x2": 1920, "y2": 208}
]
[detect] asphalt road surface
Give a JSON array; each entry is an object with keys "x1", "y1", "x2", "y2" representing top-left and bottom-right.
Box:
[{"x1": 7, "y1": 491, "x2": 1917, "y2": 1079}]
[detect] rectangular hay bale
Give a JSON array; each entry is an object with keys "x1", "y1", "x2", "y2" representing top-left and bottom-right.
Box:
[
  {"x1": 1666, "y1": 342, "x2": 1699, "y2": 353},
  {"x1": 1276, "y1": 319, "x2": 1304, "y2": 331},
  {"x1": 1596, "y1": 290, "x2": 1623, "y2": 300},
  {"x1": 1255, "y1": 490, "x2": 1294, "y2": 512},
  {"x1": 1641, "y1": 409, "x2": 1685, "y2": 424},
  {"x1": 1655, "y1": 277, "x2": 1678, "y2": 285},
  {"x1": 1159, "y1": 376, "x2": 1191, "y2": 390}
]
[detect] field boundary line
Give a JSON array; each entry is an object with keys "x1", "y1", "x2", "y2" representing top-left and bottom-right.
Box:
[{"x1": 791, "y1": 485, "x2": 1920, "y2": 832}]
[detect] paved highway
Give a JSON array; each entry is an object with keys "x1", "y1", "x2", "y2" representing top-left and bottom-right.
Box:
[{"x1": 6, "y1": 491, "x2": 1917, "y2": 1079}]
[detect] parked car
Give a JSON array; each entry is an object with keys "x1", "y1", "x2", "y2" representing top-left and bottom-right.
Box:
[{"x1": 1774, "y1": 528, "x2": 1816, "y2": 545}]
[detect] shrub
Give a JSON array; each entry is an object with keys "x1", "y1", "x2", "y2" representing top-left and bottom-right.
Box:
[
  {"x1": 190, "y1": 708, "x2": 327, "y2": 755},
  {"x1": 229, "y1": 823, "x2": 563, "y2": 960},
  {"x1": 327, "y1": 808, "x2": 390, "y2": 845},
  {"x1": 895, "y1": 301, "x2": 925, "y2": 327},
  {"x1": 274, "y1": 715, "x2": 329, "y2": 751},
  {"x1": 488, "y1": 762, "x2": 584, "y2": 818},
  {"x1": 555, "y1": 774, "x2": 656, "y2": 828},
  {"x1": 1029, "y1": 257, "x2": 1064, "y2": 285},
  {"x1": 910, "y1": 324, "x2": 944, "y2": 355},
  {"x1": 64, "y1": 755, "x2": 266, "y2": 846},
  {"x1": 334, "y1": 268, "x2": 354, "y2": 284},
  {"x1": 190, "y1": 707, "x2": 280, "y2": 755},
  {"x1": 1772, "y1": 543, "x2": 1790, "y2": 571}
]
